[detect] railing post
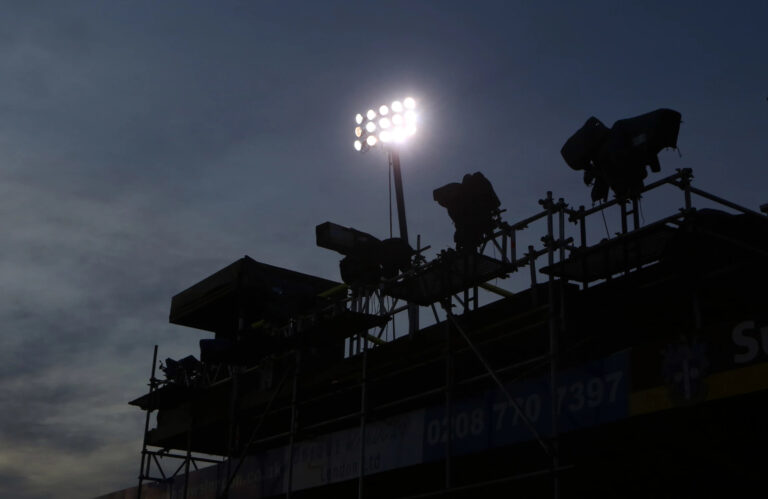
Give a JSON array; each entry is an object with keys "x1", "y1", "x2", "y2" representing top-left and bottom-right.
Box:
[{"x1": 137, "y1": 345, "x2": 159, "y2": 499}]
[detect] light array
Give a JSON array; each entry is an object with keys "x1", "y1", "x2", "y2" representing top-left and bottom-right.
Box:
[{"x1": 354, "y1": 97, "x2": 417, "y2": 152}]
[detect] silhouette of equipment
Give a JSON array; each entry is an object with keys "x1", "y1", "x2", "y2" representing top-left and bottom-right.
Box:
[
  {"x1": 161, "y1": 356, "x2": 201, "y2": 386},
  {"x1": 433, "y1": 172, "x2": 502, "y2": 250},
  {"x1": 129, "y1": 104, "x2": 768, "y2": 499},
  {"x1": 561, "y1": 108, "x2": 682, "y2": 202},
  {"x1": 316, "y1": 221, "x2": 414, "y2": 286},
  {"x1": 165, "y1": 256, "x2": 382, "y2": 369},
  {"x1": 169, "y1": 256, "x2": 338, "y2": 337}
]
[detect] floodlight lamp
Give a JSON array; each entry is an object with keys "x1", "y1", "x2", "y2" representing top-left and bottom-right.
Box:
[{"x1": 353, "y1": 96, "x2": 419, "y2": 153}]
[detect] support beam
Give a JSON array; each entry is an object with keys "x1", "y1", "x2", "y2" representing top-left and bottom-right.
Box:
[
  {"x1": 440, "y1": 302, "x2": 554, "y2": 459},
  {"x1": 389, "y1": 150, "x2": 419, "y2": 336}
]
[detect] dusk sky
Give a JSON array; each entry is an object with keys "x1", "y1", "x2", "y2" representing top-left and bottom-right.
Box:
[{"x1": 1, "y1": 2, "x2": 766, "y2": 497}]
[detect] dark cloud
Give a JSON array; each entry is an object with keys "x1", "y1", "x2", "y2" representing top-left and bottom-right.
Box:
[
  {"x1": 0, "y1": 469, "x2": 34, "y2": 499},
  {"x1": 0, "y1": 1, "x2": 767, "y2": 498}
]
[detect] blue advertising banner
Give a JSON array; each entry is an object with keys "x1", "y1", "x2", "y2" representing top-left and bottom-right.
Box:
[
  {"x1": 423, "y1": 350, "x2": 630, "y2": 460},
  {"x1": 100, "y1": 350, "x2": 630, "y2": 499}
]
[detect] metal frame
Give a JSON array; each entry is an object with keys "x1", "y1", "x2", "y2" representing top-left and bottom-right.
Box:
[
  {"x1": 136, "y1": 345, "x2": 225, "y2": 499},
  {"x1": 134, "y1": 188, "x2": 571, "y2": 499},
  {"x1": 135, "y1": 166, "x2": 766, "y2": 499}
]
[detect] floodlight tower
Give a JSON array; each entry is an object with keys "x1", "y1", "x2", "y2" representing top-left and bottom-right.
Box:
[
  {"x1": 353, "y1": 96, "x2": 419, "y2": 333},
  {"x1": 354, "y1": 97, "x2": 418, "y2": 245}
]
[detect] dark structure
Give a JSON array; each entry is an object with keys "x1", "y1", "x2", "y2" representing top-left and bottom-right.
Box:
[
  {"x1": 119, "y1": 168, "x2": 768, "y2": 499},
  {"x1": 561, "y1": 109, "x2": 682, "y2": 201},
  {"x1": 433, "y1": 172, "x2": 502, "y2": 250}
]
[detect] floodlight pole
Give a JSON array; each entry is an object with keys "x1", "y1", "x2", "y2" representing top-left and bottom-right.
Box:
[
  {"x1": 388, "y1": 149, "x2": 419, "y2": 335},
  {"x1": 389, "y1": 150, "x2": 409, "y2": 244}
]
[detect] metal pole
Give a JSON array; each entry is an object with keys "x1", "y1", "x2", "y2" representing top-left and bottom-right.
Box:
[
  {"x1": 681, "y1": 171, "x2": 693, "y2": 211},
  {"x1": 622, "y1": 201, "x2": 630, "y2": 276},
  {"x1": 287, "y1": 350, "x2": 301, "y2": 499},
  {"x1": 578, "y1": 206, "x2": 588, "y2": 290},
  {"x1": 444, "y1": 316, "x2": 453, "y2": 490},
  {"x1": 546, "y1": 195, "x2": 560, "y2": 499},
  {"x1": 389, "y1": 150, "x2": 419, "y2": 335},
  {"x1": 685, "y1": 185, "x2": 764, "y2": 217},
  {"x1": 358, "y1": 335, "x2": 369, "y2": 499},
  {"x1": 578, "y1": 169, "x2": 685, "y2": 218},
  {"x1": 223, "y1": 368, "x2": 239, "y2": 497},
  {"x1": 137, "y1": 345, "x2": 159, "y2": 499},
  {"x1": 224, "y1": 274, "x2": 246, "y2": 494},
  {"x1": 528, "y1": 245, "x2": 538, "y2": 306},
  {"x1": 632, "y1": 198, "x2": 640, "y2": 230},
  {"x1": 554, "y1": 200, "x2": 567, "y2": 499},
  {"x1": 620, "y1": 200, "x2": 628, "y2": 234},
  {"x1": 183, "y1": 422, "x2": 192, "y2": 499},
  {"x1": 390, "y1": 150, "x2": 409, "y2": 244}
]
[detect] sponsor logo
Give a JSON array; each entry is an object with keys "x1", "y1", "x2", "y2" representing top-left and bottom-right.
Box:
[
  {"x1": 731, "y1": 320, "x2": 768, "y2": 365},
  {"x1": 662, "y1": 340, "x2": 709, "y2": 404}
]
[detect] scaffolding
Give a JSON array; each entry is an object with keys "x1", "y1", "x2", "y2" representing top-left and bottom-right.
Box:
[
  {"x1": 136, "y1": 345, "x2": 225, "y2": 499},
  {"x1": 133, "y1": 167, "x2": 766, "y2": 499}
]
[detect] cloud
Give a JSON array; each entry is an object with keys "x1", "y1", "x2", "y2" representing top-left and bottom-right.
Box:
[{"x1": 0, "y1": 2, "x2": 766, "y2": 498}]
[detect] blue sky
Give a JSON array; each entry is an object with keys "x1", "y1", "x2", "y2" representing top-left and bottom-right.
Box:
[{"x1": 0, "y1": 1, "x2": 766, "y2": 497}]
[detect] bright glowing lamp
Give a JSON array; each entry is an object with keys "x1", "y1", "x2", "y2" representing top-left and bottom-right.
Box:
[
  {"x1": 352, "y1": 96, "x2": 417, "y2": 152},
  {"x1": 350, "y1": 94, "x2": 420, "y2": 335}
]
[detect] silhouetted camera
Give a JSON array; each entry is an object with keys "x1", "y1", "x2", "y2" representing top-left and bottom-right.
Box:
[
  {"x1": 316, "y1": 222, "x2": 413, "y2": 286},
  {"x1": 433, "y1": 172, "x2": 501, "y2": 250},
  {"x1": 562, "y1": 109, "x2": 682, "y2": 202}
]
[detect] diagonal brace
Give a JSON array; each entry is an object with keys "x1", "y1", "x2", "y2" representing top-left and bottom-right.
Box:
[
  {"x1": 440, "y1": 300, "x2": 554, "y2": 459},
  {"x1": 219, "y1": 366, "x2": 293, "y2": 498}
]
